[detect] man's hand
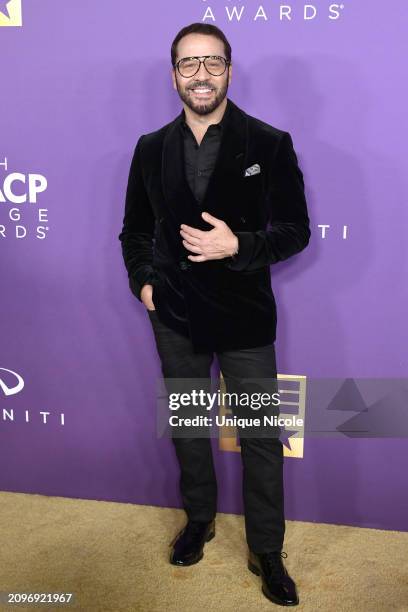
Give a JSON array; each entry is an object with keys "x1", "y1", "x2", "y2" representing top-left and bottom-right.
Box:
[
  {"x1": 180, "y1": 211, "x2": 239, "y2": 262},
  {"x1": 141, "y1": 284, "x2": 155, "y2": 311}
]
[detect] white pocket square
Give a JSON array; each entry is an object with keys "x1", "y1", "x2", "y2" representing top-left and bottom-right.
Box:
[{"x1": 244, "y1": 163, "x2": 261, "y2": 177}]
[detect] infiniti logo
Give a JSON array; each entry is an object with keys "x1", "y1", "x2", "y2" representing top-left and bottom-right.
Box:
[
  {"x1": 1, "y1": 368, "x2": 64, "y2": 426},
  {"x1": 0, "y1": 367, "x2": 24, "y2": 396}
]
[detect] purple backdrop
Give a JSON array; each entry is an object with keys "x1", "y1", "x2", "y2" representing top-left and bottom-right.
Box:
[{"x1": 1, "y1": 1, "x2": 407, "y2": 531}]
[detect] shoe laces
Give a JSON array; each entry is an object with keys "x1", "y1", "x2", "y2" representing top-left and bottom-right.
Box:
[
  {"x1": 185, "y1": 520, "x2": 211, "y2": 539},
  {"x1": 263, "y1": 550, "x2": 288, "y2": 579}
]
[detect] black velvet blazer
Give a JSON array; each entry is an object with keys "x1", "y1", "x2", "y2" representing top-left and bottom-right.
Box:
[{"x1": 118, "y1": 97, "x2": 310, "y2": 352}]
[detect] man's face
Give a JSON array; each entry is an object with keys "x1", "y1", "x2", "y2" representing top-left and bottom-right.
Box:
[{"x1": 172, "y1": 33, "x2": 232, "y2": 116}]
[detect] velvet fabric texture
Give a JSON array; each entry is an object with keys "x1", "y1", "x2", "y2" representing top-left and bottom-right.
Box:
[{"x1": 118, "y1": 98, "x2": 310, "y2": 353}]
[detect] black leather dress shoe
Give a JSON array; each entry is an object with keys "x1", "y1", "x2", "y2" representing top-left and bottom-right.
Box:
[
  {"x1": 169, "y1": 519, "x2": 215, "y2": 566},
  {"x1": 248, "y1": 549, "x2": 299, "y2": 606}
]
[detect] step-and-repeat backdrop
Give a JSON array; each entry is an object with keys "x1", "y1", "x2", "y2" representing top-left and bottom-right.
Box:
[{"x1": 1, "y1": 1, "x2": 407, "y2": 530}]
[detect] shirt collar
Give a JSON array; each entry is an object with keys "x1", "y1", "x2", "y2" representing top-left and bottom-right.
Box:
[{"x1": 180, "y1": 98, "x2": 231, "y2": 132}]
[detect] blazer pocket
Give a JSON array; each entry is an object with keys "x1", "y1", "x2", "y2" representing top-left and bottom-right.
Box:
[
  {"x1": 146, "y1": 279, "x2": 156, "y2": 312},
  {"x1": 242, "y1": 170, "x2": 265, "y2": 204}
]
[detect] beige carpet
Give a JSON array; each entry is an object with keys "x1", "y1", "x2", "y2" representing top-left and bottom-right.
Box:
[{"x1": 0, "y1": 491, "x2": 407, "y2": 611}]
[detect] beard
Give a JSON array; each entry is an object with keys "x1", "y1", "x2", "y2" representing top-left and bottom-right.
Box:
[{"x1": 175, "y1": 75, "x2": 229, "y2": 116}]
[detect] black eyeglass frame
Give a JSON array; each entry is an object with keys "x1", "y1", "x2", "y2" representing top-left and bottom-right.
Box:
[{"x1": 174, "y1": 55, "x2": 231, "y2": 78}]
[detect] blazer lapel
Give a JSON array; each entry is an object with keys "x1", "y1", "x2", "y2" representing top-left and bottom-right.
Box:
[{"x1": 161, "y1": 98, "x2": 250, "y2": 237}]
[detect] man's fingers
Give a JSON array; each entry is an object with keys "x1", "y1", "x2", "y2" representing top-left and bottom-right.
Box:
[
  {"x1": 180, "y1": 224, "x2": 206, "y2": 239},
  {"x1": 180, "y1": 228, "x2": 201, "y2": 244},
  {"x1": 182, "y1": 239, "x2": 203, "y2": 253},
  {"x1": 187, "y1": 254, "x2": 207, "y2": 262},
  {"x1": 201, "y1": 211, "x2": 222, "y2": 227}
]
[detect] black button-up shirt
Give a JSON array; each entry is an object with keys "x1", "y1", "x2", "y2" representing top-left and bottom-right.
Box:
[
  {"x1": 156, "y1": 101, "x2": 231, "y2": 340},
  {"x1": 182, "y1": 104, "x2": 229, "y2": 205}
]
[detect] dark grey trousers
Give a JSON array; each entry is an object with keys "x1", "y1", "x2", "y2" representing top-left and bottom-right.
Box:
[{"x1": 147, "y1": 309, "x2": 285, "y2": 554}]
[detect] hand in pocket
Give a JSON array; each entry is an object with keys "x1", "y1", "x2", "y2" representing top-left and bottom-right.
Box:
[{"x1": 141, "y1": 283, "x2": 155, "y2": 311}]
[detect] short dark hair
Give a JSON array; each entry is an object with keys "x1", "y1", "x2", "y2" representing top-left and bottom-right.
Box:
[{"x1": 171, "y1": 22, "x2": 232, "y2": 67}]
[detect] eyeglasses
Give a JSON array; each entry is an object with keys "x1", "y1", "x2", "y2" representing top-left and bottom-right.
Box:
[{"x1": 174, "y1": 55, "x2": 230, "y2": 78}]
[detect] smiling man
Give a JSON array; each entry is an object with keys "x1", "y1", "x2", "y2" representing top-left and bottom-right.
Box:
[{"x1": 118, "y1": 22, "x2": 310, "y2": 607}]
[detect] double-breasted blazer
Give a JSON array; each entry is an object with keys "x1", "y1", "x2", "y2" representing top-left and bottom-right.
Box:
[{"x1": 118, "y1": 97, "x2": 310, "y2": 352}]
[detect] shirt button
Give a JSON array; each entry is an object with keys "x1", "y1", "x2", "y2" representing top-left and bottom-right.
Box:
[
  {"x1": 197, "y1": 170, "x2": 202, "y2": 176},
  {"x1": 179, "y1": 260, "x2": 191, "y2": 271}
]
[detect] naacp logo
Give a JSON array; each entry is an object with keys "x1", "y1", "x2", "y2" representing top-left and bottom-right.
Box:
[
  {"x1": 1, "y1": 157, "x2": 49, "y2": 239},
  {"x1": 0, "y1": 367, "x2": 24, "y2": 396},
  {"x1": 0, "y1": 0, "x2": 22, "y2": 26}
]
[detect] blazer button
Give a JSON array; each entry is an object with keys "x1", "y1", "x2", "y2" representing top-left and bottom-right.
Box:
[
  {"x1": 179, "y1": 260, "x2": 191, "y2": 271},
  {"x1": 240, "y1": 216, "x2": 246, "y2": 223}
]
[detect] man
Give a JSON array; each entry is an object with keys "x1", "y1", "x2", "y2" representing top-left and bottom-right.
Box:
[{"x1": 118, "y1": 22, "x2": 310, "y2": 607}]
